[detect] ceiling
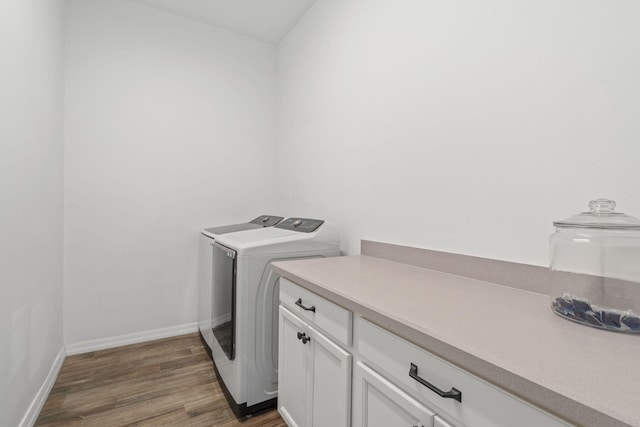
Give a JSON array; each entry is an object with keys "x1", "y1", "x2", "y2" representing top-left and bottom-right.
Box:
[{"x1": 134, "y1": 0, "x2": 316, "y2": 44}]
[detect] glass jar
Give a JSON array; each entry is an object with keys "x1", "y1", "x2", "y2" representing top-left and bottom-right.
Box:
[{"x1": 550, "y1": 199, "x2": 640, "y2": 332}]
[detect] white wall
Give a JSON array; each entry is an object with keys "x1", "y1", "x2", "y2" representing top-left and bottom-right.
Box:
[
  {"x1": 0, "y1": 0, "x2": 65, "y2": 425},
  {"x1": 276, "y1": 0, "x2": 640, "y2": 265},
  {"x1": 64, "y1": 0, "x2": 278, "y2": 345}
]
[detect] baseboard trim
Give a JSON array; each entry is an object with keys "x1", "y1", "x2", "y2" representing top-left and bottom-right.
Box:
[
  {"x1": 65, "y1": 322, "x2": 199, "y2": 356},
  {"x1": 19, "y1": 347, "x2": 65, "y2": 427}
]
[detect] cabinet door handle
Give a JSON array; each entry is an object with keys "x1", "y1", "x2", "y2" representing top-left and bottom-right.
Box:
[
  {"x1": 295, "y1": 298, "x2": 316, "y2": 313},
  {"x1": 409, "y1": 363, "x2": 462, "y2": 402},
  {"x1": 296, "y1": 331, "x2": 311, "y2": 344}
]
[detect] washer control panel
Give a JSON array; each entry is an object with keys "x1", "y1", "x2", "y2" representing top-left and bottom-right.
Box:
[
  {"x1": 275, "y1": 218, "x2": 324, "y2": 233},
  {"x1": 249, "y1": 215, "x2": 284, "y2": 227}
]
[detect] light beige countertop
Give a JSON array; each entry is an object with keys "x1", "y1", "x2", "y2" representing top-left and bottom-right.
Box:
[{"x1": 272, "y1": 254, "x2": 640, "y2": 427}]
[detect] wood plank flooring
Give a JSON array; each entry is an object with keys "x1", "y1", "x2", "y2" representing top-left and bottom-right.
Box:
[{"x1": 35, "y1": 333, "x2": 286, "y2": 426}]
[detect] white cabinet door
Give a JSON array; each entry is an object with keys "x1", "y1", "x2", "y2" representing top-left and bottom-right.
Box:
[
  {"x1": 279, "y1": 305, "x2": 353, "y2": 427},
  {"x1": 308, "y1": 325, "x2": 352, "y2": 427},
  {"x1": 278, "y1": 306, "x2": 309, "y2": 427},
  {"x1": 353, "y1": 361, "x2": 435, "y2": 427}
]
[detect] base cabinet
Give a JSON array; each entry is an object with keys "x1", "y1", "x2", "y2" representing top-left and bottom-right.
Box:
[
  {"x1": 278, "y1": 305, "x2": 352, "y2": 427},
  {"x1": 278, "y1": 278, "x2": 570, "y2": 427},
  {"x1": 353, "y1": 361, "x2": 436, "y2": 427}
]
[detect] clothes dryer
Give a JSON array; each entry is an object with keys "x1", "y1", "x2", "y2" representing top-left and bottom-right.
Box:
[
  {"x1": 197, "y1": 215, "x2": 283, "y2": 354},
  {"x1": 211, "y1": 218, "x2": 340, "y2": 416}
]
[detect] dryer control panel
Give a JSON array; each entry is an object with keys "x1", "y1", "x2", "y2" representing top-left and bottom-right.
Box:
[
  {"x1": 249, "y1": 215, "x2": 284, "y2": 227},
  {"x1": 275, "y1": 218, "x2": 324, "y2": 233}
]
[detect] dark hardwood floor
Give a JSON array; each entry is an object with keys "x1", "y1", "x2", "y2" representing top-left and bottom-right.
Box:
[{"x1": 35, "y1": 333, "x2": 286, "y2": 426}]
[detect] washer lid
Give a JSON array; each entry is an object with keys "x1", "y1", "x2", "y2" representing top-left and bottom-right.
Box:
[
  {"x1": 219, "y1": 226, "x2": 303, "y2": 245},
  {"x1": 203, "y1": 222, "x2": 262, "y2": 236}
]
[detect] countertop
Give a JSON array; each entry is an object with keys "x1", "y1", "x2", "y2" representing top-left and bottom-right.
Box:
[{"x1": 272, "y1": 254, "x2": 640, "y2": 427}]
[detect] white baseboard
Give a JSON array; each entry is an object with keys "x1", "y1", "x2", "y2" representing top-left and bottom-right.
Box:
[
  {"x1": 65, "y1": 322, "x2": 199, "y2": 356},
  {"x1": 19, "y1": 347, "x2": 66, "y2": 427}
]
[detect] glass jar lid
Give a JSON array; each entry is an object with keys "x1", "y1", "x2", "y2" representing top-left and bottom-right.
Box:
[{"x1": 553, "y1": 199, "x2": 640, "y2": 230}]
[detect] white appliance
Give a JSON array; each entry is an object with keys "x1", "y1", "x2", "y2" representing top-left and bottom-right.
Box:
[
  {"x1": 197, "y1": 215, "x2": 283, "y2": 354},
  {"x1": 211, "y1": 218, "x2": 340, "y2": 416}
]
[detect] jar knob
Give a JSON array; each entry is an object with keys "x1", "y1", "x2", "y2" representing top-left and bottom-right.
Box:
[{"x1": 589, "y1": 199, "x2": 616, "y2": 213}]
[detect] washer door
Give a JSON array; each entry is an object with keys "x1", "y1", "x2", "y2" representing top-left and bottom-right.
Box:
[{"x1": 212, "y1": 242, "x2": 237, "y2": 360}]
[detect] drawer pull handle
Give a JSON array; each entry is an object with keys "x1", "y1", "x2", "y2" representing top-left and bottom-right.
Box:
[
  {"x1": 297, "y1": 332, "x2": 311, "y2": 344},
  {"x1": 295, "y1": 298, "x2": 316, "y2": 313},
  {"x1": 409, "y1": 363, "x2": 462, "y2": 402}
]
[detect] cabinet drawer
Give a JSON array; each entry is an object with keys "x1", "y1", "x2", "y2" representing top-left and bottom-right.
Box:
[
  {"x1": 280, "y1": 278, "x2": 352, "y2": 346},
  {"x1": 357, "y1": 319, "x2": 569, "y2": 427}
]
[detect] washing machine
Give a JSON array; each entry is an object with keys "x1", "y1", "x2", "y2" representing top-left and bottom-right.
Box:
[
  {"x1": 211, "y1": 218, "x2": 340, "y2": 417},
  {"x1": 198, "y1": 215, "x2": 283, "y2": 355}
]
